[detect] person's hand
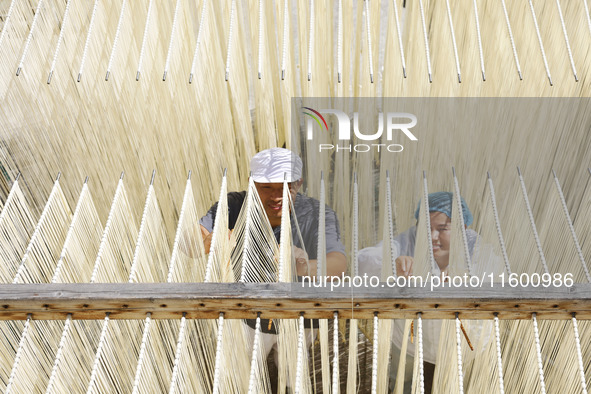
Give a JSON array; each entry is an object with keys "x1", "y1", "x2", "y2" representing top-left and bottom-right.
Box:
[
  {"x1": 294, "y1": 246, "x2": 317, "y2": 277},
  {"x1": 396, "y1": 256, "x2": 414, "y2": 277}
]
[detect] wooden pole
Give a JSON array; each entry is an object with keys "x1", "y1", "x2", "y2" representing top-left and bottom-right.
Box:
[{"x1": 0, "y1": 282, "x2": 588, "y2": 320}]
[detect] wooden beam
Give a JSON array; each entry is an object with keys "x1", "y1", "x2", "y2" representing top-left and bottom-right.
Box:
[{"x1": 0, "y1": 283, "x2": 588, "y2": 320}]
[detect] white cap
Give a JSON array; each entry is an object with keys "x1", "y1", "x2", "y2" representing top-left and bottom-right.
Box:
[{"x1": 250, "y1": 148, "x2": 303, "y2": 183}]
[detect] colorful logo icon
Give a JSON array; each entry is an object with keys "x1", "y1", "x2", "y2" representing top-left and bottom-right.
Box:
[{"x1": 302, "y1": 107, "x2": 328, "y2": 131}]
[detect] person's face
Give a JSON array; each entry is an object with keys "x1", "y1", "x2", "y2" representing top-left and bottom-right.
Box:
[
  {"x1": 430, "y1": 212, "x2": 452, "y2": 270},
  {"x1": 255, "y1": 180, "x2": 302, "y2": 227}
]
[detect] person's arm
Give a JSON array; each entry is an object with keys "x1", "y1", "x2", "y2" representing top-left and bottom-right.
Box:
[
  {"x1": 197, "y1": 191, "x2": 243, "y2": 255},
  {"x1": 293, "y1": 241, "x2": 346, "y2": 277},
  {"x1": 200, "y1": 224, "x2": 234, "y2": 255},
  {"x1": 294, "y1": 251, "x2": 346, "y2": 277},
  {"x1": 179, "y1": 199, "x2": 217, "y2": 258},
  {"x1": 178, "y1": 224, "x2": 204, "y2": 258},
  {"x1": 358, "y1": 227, "x2": 417, "y2": 278},
  {"x1": 357, "y1": 241, "x2": 384, "y2": 278},
  {"x1": 200, "y1": 225, "x2": 213, "y2": 254},
  {"x1": 326, "y1": 251, "x2": 347, "y2": 276}
]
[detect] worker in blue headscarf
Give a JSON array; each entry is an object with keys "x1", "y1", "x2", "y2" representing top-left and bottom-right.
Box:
[
  {"x1": 359, "y1": 191, "x2": 475, "y2": 279},
  {"x1": 358, "y1": 192, "x2": 502, "y2": 393},
  {"x1": 398, "y1": 191, "x2": 473, "y2": 276}
]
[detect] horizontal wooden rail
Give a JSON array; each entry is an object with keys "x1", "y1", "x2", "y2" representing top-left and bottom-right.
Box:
[{"x1": 0, "y1": 283, "x2": 588, "y2": 320}]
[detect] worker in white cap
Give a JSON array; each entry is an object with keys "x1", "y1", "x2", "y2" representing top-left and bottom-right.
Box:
[
  {"x1": 199, "y1": 148, "x2": 347, "y2": 383},
  {"x1": 200, "y1": 147, "x2": 347, "y2": 279}
]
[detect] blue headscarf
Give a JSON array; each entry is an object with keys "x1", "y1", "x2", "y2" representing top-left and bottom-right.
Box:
[{"x1": 414, "y1": 191, "x2": 473, "y2": 226}]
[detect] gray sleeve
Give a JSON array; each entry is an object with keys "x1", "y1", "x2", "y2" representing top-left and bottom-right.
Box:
[
  {"x1": 325, "y1": 207, "x2": 346, "y2": 256},
  {"x1": 199, "y1": 203, "x2": 217, "y2": 233}
]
